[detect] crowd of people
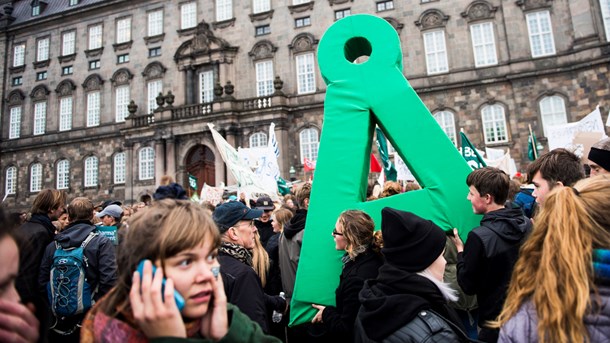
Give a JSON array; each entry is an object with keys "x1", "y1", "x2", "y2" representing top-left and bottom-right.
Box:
[{"x1": 1, "y1": 138, "x2": 610, "y2": 343}]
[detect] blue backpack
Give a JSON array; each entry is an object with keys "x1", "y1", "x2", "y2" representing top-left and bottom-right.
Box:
[{"x1": 47, "y1": 232, "x2": 98, "y2": 319}]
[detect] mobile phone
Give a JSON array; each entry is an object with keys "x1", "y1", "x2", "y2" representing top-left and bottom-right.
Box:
[
  {"x1": 136, "y1": 260, "x2": 185, "y2": 312},
  {"x1": 212, "y1": 266, "x2": 220, "y2": 279}
]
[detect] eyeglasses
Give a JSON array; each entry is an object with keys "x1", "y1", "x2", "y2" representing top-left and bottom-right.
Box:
[{"x1": 332, "y1": 229, "x2": 343, "y2": 236}]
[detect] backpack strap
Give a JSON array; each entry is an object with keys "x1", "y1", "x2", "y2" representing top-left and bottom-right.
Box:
[{"x1": 81, "y1": 231, "x2": 98, "y2": 249}]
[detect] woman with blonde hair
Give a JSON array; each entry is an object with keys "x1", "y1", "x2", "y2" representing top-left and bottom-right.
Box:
[
  {"x1": 266, "y1": 208, "x2": 294, "y2": 295},
  {"x1": 251, "y1": 231, "x2": 270, "y2": 288},
  {"x1": 495, "y1": 175, "x2": 610, "y2": 342}
]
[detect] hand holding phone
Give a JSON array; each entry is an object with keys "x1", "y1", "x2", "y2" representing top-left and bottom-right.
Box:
[{"x1": 136, "y1": 260, "x2": 185, "y2": 312}]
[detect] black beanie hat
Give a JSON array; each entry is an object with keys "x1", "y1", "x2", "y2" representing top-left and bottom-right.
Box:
[{"x1": 381, "y1": 207, "x2": 446, "y2": 272}]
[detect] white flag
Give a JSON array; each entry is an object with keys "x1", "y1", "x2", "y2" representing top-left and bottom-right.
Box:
[{"x1": 268, "y1": 122, "x2": 280, "y2": 158}]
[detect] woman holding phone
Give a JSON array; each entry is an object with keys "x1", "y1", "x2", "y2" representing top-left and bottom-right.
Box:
[{"x1": 81, "y1": 200, "x2": 279, "y2": 342}]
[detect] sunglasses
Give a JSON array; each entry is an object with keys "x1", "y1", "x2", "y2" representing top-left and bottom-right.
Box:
[{"x1": 332, "y1": 229, "x2": 343, "y2": 236}]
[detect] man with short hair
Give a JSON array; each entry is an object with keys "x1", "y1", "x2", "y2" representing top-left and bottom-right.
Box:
[
  {"x1": 254, "y1": 196, "x2": 275, "y2": 248},
  {"x1": 527, "y1": 148, "x2": 584, "y2": 204},
  {"x1": 588, "y1": 137, "x2": 610, "y2": 176},
  {"x1": 95, "y1": 204, "x2": 123, "y2": 226},
  {"x1": 451, "y1": 167, "x2": 532, "y2": 343}
]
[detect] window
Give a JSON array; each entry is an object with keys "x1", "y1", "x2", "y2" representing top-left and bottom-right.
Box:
[
  {"x1": 30, "y1": 163, "x2": 42, "y2": 192},
  {"x1": 216, "y1": 0, "x2": 233, "y2": 21},
  {"x1": 84, "y1": 156, "x2": 98, "y2": 187},
  {"x1": 295, "y1": 16, "x2": 311, "y2": 28},
  {"x1": 296, "y1": 53, "x2": 316, "y2": 94},
  {"x1": 89, "y1": 60, "x2": 100, "y2": 70},
  {"x1": 115, "y1": 86, "x2": 130, "y2": 122},
  {"x1": 335, "y1": 8, "x2": 351, "y2": 20},
  {"x1": 526, "y1": 11, "x2": 555, "y2": 57},
  {"x1": 481, "y1": 104, "x2": 508, "y2": 144},
  {"x1": 602, "y1": 0, "x2": 610, "y2": 41},
  {"x1": 293, "y1": 0, "x2": 309, "y2": 4},
  {"x1": 250, "y1": 132, "x2": 268, "y2": 147},
  {"x1": 12, "y1": 77, "x2": 22, "y2": 86},
  {"x1": 256, "y1": 60, "x2": 274, "y2": 97},
  {"x1": 69, "y1": 0, "x2": 79, "y2": 6},
  {"x1": 300, "y1": 128, "x2": 319, "y2": 161},
  {"x1": 32, "y1": 4, "x2": 40, "y2": 16},
  {"x1": 181, "y1": 2, "x2": 197, "y2": 30},
  {"x1": 423, "y1": 30, "x2": 449, "y2": 74},
  {"x1": 148, "y1": 9, "x2": 164, "y2": 37},
  {"x1": 56, "y1": 160, "x2": 70, "y2": 190},
  {"x1": 62, "y1": 31, "x2": 76, "y2": 56},
  {"x1": 539, "y1": 95, "x2": 567, "y2": 137},
  {"x1": 255, "y1": 25, "x2": 271, "y2": 36},
  {"x1": 5, "y1": 167, "x2": 17, "y2": 195},
  {"x1": 116, "y1": 17, "x2": 132, "y2": 44},
  {"x1": 117, "y1": 54, "x2": 129, "y2": 64},
  {"x1": 199, "y1": 71, "x2": 214, "y2": 103},
  {"x1": 59, "y1": 97, "x2": 72, "y2": 131},
  {"x1": 13, "y1": 44, "x2": 25, "y2": 67},
  {"x1": 36, "y1": 71, "x2": 47, "y2": 81},
  {"x1": 114, "y1": 152, "x2": 126, "y2": 184},
  {"x1": 148, "y1": 80, "x2": 163, "y2": 114},
  {"x1": 470, "y1": 22, "x2": 497, "y2": 67},
  {"x1": 62, "y1": 66, "x2": 73, "y2": 75},
  {"x1": 9, "y1": 107, "x2": 21, "y2": 139},
  {"x1": 33, "y1": 102, "x2": 46, "y2": 135},
  {"x1": 433, "y1": 111, "x2": 457, "y2": 145},
  {"x1": 149, "y1": 47, "x2": 161, "y2": 57},
  {"x1": 253, "y1": 0, "x2": 270, "y2": 14},
  {"x1": 139, "y1": 147, "x2": 155, "y2": 180},
  {"x1": 376, "y1": 1, "x2": 394, "y2": 11},
  {"x1": 87, "y1": 92, "x2": 100, "y2": 127},
  {"x1": 37, "y1": 38, "x2": 49, "y2": 62},
  {"x1": 88, "y1": 24, "x2": 103, "y2": 50}
]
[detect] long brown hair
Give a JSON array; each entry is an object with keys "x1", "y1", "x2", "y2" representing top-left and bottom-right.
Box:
[
  {"x1": 493, "y1": 175, "x2": 610, "y2": 342},
  {"x1": 251, "y1": 231, "x2": 270, "y2": 287},
  {"x1": 99, "y1": 200, "x2": 221, "y2": 316},
  {"x1": 337, "y1": 210, "x2": 383, "y2": 259}
]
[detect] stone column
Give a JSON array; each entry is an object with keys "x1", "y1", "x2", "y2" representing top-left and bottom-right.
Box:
[
  {"x1": 166, "y1": 136, "x2": 176, "y2": 179},
  {"x1": 275, "y1": 120, "x2": 290, "y2": 178},
  {"x1": 155, "y1": 139, "x2": 165, "y2": 184},
  {"x1": 186, "y1": 66, "x2": 194, "y2": 105},
  {"x1": 124, "y1": 141, "x2": 135, "y2": 204}
]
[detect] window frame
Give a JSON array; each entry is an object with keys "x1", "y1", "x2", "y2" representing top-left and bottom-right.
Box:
[
  {"x1": 62, "y1": 30, "x2": 76, "y2": 56},
  {"x1": 256, "y1": 60, "x2": 274, "y2": 97},
  {"x1": 181, "y1": 2, "x2": 197, "y2": 30},
  {"x1": 116, "y1": 17, "x2": 132, "y2": 44},
  {"x1": 216, "y1": 0, "x2": 233, "y2": 22},
  {"x1": 250, "y1": 132, "x2": 268, "y2": 148},
  {"x1": 5, "y1": 166, "x2": 17, "y2": 195},
  {"x1": 56, "y1": 159, "x2": 70, "y2": 190},
  {"x1": 139, "y1": 147, "x2": 155, "y2": 181},
  {"x1": 115, "y1": 85, "x2": 130, "y2": 122},
  {"x1": 30, "y1": 163, "x2": 43, "y2": 193},
  {"x1": 295, "y1": 53, "x2": 316, "y2": 94},
  {"x1": 423, "y1": 29, "x2": 449, "y2": 75},
  {"x1": 88, "y1": 24, "x2": 103, "y2": 50},
  {"x1": 86, "y1": 91, "x2": 101, "y2": 127},
  {"x1": 433, "y1": 111, "x2": 457, "y2": 145},
  {"x1": 526, "y1": 10, "x2": 556, "y2": 58},
  {"x1": 300, "y1": 128, "x2": 319, "y2": 162},
  {"x1": 84, "y1": 156, "x2": 98, "y2": 187},
  {"x1": 481, "y1": 104, "x2": 509, "y2": 144},
  {"x1": 13, "y1": 43, "x2": 25, "y2": 67},
  {"x1": 9, "y1": 107, "x2": 21, "y2": 139},
  {"x1": 33, "y1": 101, "x2": 47, "y2": 135},
  {"x1": 253, "y1": 0, "x2": 271, "y2": 14},
  {"x1": 36, "y1": 37, "x2": 50, "y2": 62},
  {"x1": 199, "y1": 70, "x2": 214, "y2": 103},
  {"x1": 539, "y1": 95, "x2": 568, "y2": 137},
  {"x1": 113, "y1": 152, "x2": 126, "y2": 184},
  {"x1": 148, "y1": 9, "x2": 164, "y2": 37},
  {"x1": 59, "y1": 97, "x2": 73, "y2": 131},
  {"x1": 470, "y1": 21, "x2": 498, "y2": 67}
]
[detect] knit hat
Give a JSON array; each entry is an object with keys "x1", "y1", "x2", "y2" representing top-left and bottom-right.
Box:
[
  {"x1": 381, "y1": 207, "x2": 446, "y2": 272},
  {"x1": 153, "y1": 183, "x2": 188, "y2": 201},
  {"x1": 588, "y1": 147, "x2": 610, "y2": 173}
]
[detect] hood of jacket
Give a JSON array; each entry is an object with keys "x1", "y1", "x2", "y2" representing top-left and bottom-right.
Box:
[
  {"x1": 55, "y1": 220, "x2": 96, "y2": 248},
  {"x1": 480, "y1": 207, "x2": 531, "y2": 242},
  {"x1": 283, "y1": 209, "x2": 307, "y2": 239},
  {"x1": 28, "y1": 213, "x2": 56, "y2": 238}
]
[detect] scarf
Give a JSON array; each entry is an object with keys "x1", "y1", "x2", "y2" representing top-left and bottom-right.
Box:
[
  {"x1": 220, "y1": 241, "x2": 253, "y2": 266},
  {"x1": 593, "y1": 249, "x2": 610, "y2": 287},
  {"x1": 29, "y1": 213, "x2": 56, "y2": 237}
]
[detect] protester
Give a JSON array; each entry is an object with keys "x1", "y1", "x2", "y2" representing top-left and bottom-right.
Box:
[
  {"x1": 527, "y1": 148, "x2": 584, "y2": 204},
  {"x1": 282, "y1": 195, "x2": 296, "y2": 210},
  {"x1": 39, "y1": 197, "x2": 117, "y2": 342},
  {"x1": 95, "y1": 204, "x2": 123, "y2": 227},
  {"x1": 153, "y1": 183, "x2": 189, "y2": 201},
  {"x1": 451, "y1": 167, "x2": 532, "y2": 342},
  {"x1": 251, "y1": 231, "x2": 270, "y2": 289},
  {"x1": 355, "y1": 208, "x2": 471, "y2": 342},
  {"x1": 0, "y1": 207, "x2": 40, "y2": 343},
  {"x1": 255, "y1": 196, "x2": 276, "y2": 248},
  {"x1": 587, "y1": 137, "x2": 610, "y2": 176},
  {"x1": 310, "y1": 210, "x2": 383, "y2": 342},
  {"x1": 378, "y1": 181, "x2": 401, "y2": 198},
  {"x1": 53, "y1": 210, "x2": 69, "y2": 233},
  {"x1": 494, "y1": 175, "x2": 610, "y2": 342}
]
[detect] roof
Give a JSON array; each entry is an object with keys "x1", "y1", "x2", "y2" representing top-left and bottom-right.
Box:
[{"x1": 7, "y1": 0, "x2": 110, "y2": 26}]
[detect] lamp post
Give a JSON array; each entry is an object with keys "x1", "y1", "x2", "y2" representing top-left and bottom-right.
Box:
[{"x1": 289, "y1": 165, "x2": 296, "y2": 181}]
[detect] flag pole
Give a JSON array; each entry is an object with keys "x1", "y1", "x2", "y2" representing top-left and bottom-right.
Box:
[{"x1": 528, "y1": 124, "x2": 538, "y2": 160}]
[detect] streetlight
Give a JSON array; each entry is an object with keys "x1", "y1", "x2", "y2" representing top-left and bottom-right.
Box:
[{"x1": 289, "y1": 165, "x2": 296, "y2": 181}]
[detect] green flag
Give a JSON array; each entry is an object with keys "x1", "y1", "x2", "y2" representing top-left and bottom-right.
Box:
[
  {"x1": 188, "y1": 174, "x2": 197, "y2": 190},
  {"x1": 528, "y1": 132, "x2": 540, "y2": 161},
  {"x1": 460, "y1": 132, "x2": 487, "y2": 170},
  {"x1": 277, "y1": 177, "x2": 291, "y2": 196},
  {"x1": 375, "y1": 127, "x2": 397, "y2": 181}
]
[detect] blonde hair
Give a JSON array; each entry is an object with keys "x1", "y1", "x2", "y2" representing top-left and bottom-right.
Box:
[
  {"x1": 493, "y1": 175, "x2": 610, "y2": 342},
  {"x1": 251, "y1": 231, "x2": 270, "y2": 287},
  {"x1": 379, "y1": 181, "x2": 401, "y2": 198},
  {"x1": 273, "y1": 208, "x2": 294, "y2": 232}
]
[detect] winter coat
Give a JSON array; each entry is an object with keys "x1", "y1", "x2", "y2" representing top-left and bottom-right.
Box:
[
  {"x1": 255, "y1": 219, "x2": 274, "y2": 249},
  {"x1": 457, "y1": 207, "x2": 531, "y2": 324},
  {"x1": 498, "y1": 285, "x2": 610, "y2": 342},
  {"x1": 278, "y1": 209, "x2": 307, "y2": 300},
  {"x1": 264, "y1": 232, "x2": 283, "y2": 296}
]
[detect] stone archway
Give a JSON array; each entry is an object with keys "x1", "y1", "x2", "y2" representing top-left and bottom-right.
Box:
[{"x1": 185, "y1": 144, "x2": 215, "y2": 193}]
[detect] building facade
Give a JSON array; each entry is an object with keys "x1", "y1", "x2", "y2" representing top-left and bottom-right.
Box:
[{"x1": 1, "y1": 0, "x2": 610, "y2": 209}]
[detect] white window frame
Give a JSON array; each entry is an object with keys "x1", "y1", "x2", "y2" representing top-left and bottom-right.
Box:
[
  {"x1": 115, "y1": 86, "x2": 130, "y2": 122},
  {"x1": 114, "y1": 152, "x2": 126, "y2": 184},
  {"x1": 423, "y1": 30, "x2": 449, "y2": 75},
  {"x1": 376, "y1": 0, "x2": 394, "y2": 12},
  {"x1": 84, "y1": 156, "x2": 98, "y2": 187},
  {"x1": 62, "y1": 31, "x2": 76, "y2": 56},
  {"x1": 216, "y1": 0, "x2": 233, "y2": 22},
  {"x1": 59, "y1": 97, "x2": 73, "y2": 131},
  {"x1": 470, "y1": 22, "x2": 497, "y2": 67},
  {"x1": 139, "y1": 147, "x2": 155, "y2": 180},
  {"x1": 199, "y1": 71, "x2": 214, "y2": 103},
  {"x1": 293, "y1": 0, "x2": 309, "y2": 4},
  {"x1": 56, "y1": 160, "x2": 70, "y2": 190},
  {"x1": 296, "y1": 53, "x2": 316, "y2": 94},
  {"x1": 148, "y1": 9, "x2": 164, "y2": 37},
  {"x1": 181, "y1": 2, "x2": 197, "y2": 30},
  {"x1": 13, "y1": 44, "x2": 25, "y2": 67},
  {"x1": 88, "y1": 24, "x2": 103, "y2": 50},
  {"x1": 30, "y1": 163, "x2": 43, "y2": 193},
  {"x1": 300, "y1": 128, "x2": 319, "y2": 162},
  {"x1": 481, "y1": 104, "x2": 509, "y2": 144},
  {"x1": 256, "y1": 60, "x2": 274, "y2": 97},
  {"x1": 116, "y1": 17, "x2": 132, "y2": 44},
  {"x1": 539, "y1": 95, "x2": 568, "y2": 137},
  {"x1": 526, "y1": 10, "x2": 556, "y2": 58},
  {"x1": 601, "y1": 0, "x2": 610, "y2": 41},
  {"x1": 250, "y1": 132, "x2": 268, "y2": 148},
  {"x1": 147, "y1": 79, "x2": 163, "y2": 114},
  {"x1": 87, "y1": 91, "x2": 101, "y2": 127},
  {"x1": 6, "y1": 166, "x2": 17, "y2": 195},
  {"x1": 433, "y1": 111, "x2": 457, "y2": 145},
  {"x1": 9, "y1": 107, "x2": 21, "y2": 139},
  {"x1": 253, "y1": 0, "x2": 270, "y2": 14},
  {"x1": 37, "y1": 37, "x2": 50, "y2": 62},
  {"x1": 33, "y1": 102, "x2": 46, "y2": 135}
]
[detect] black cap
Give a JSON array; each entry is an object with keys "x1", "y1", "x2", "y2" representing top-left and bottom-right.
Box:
[
  {"x1": 213, "y1": 201, "x2": 263, "y2": 233},
  {"x1": 153, "y1": 183, "x2": 188, "y2": 201},
  {"x1": 102, "y1": 200, "x2": 122, "y2": 209},
  {"x1": 255, "y1": 196, "x2": 275, "y2": 211}
]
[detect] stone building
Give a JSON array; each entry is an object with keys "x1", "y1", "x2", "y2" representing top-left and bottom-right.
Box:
[{"x1": 1, "y1": 0, "x2": 609, "y2": 209}]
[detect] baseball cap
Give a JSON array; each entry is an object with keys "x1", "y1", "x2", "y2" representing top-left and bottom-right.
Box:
[
  {"x1": 96, "y1": 204, "x2": 123, "y2": 219},
  {"x1": 213, "y1": 201, "x2": 263, "y2": 233},
  {"x1": 255, "y1": 196, "x2": 275, "y2": 211}
]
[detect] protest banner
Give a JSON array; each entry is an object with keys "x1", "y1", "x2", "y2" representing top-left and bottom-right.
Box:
[
  {"x1": 546, "y1": 106, "x2": 606, "y2": 154},
  {"x1": 238, "y1": 146, "x2": 280, "y2": 196},
  {"x1": 97, "y1": 226, "x2": 118, "y2": 246},
  {"x1": 200, "y1": 183, "x2": 224, "y2": 206}
]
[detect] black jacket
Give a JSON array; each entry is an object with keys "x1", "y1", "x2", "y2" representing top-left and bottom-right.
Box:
[
  {"x1": 264, "y1": 232, "x2": 283, "y2": 296},
  {"x1": 255, "y1": 219, "x2": 275, "y2": 248},
  {"x1": 456, "y1": 207, "x2": 531, "y2": 324},
  {"x1": 317, "y1": 249, "x2": 383, "y2": 342}
]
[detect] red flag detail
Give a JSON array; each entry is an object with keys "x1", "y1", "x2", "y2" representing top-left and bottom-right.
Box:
[
  {"x1": 370, "y1": 154, "x2": 382, "y2": 173},
  {"x1": 303, "y1": 158, "x2": 316, "y2": 172}
]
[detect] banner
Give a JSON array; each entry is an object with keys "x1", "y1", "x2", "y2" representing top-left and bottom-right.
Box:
[
  {"x1": 375, "y1": 127, "x2": 397, "y2": 181},
  {"x1": 200, "y1": 183, "x2": 224, "y2": 206},
  {"x1": 460, "y1": 132, "x2": 487, "y2": 170},
  {"x1": 188, "y1": 173, "x2": 197, "y2": 190},
  {"x1": 547, "y1": 106, "x2": 607, "y2": 153},
  {"x1": 370, "y1": 153, "x2": 382, "y2": 173},
  {"x1": 394, "y1": 154, "x2": 415, "y2": 181},
  {"x1": 268, "y1": 122, "x2": 280, "y2": 158},
  {"x1": 238, "y1": 146, "x2": 281, "y2": 186},
  {"x1": 97, "y1": 226, "x2": 119, "y2": 246},
  {"x1": 303, "y1": 157, "x2": 316, "y2": 171},
  {"x1": 527, "y1": 131, "x2": 540, "y2": 161}
]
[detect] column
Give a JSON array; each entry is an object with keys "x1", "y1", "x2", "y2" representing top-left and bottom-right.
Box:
[
  {"x1": 124, "y1": 141, "x2": 135, "y2": 204},
  {"x1": 186, "y1": 66, "x2": 194, "y2": 105},
  {"x1": 155, "y1": 139, "x2": 165, "y2": 184}
]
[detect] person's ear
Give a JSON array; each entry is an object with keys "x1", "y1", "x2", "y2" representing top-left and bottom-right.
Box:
[
  {"x1": 228, "y1": 227, "x2": 239, "y2": 241},
  {"x1": 555, "y1": 181, "x2": 564, "y2": 187}
]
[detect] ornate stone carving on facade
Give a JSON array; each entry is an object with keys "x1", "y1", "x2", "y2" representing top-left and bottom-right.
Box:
[
  {"x1": 515, "y1": 0, "x2": 553, "y2": 11},
  {"x1": 288, "y1": 1, "x2": 314, "y2": 14},
  {"x1": 82, "y1": 74, "x2": 104, "y2": 91},
  {"x1": 144, "y1": 33, "x2": 165, "y2": 45},
  {"x1": 112, "y1": 40, "x2": 133, "y2": 52},
  {"x1": 30, "y1": 85, "x2": 50, "y2": 101},
  {"x1": 249, "y1": 9, "x2": 274, "y2": 22},
  {"x1": 328, "y1": 0, "x2": 352, "y2": 5},
  {"x1": 273, "y1": 76, "x2": 284, "y2": 95},
  {"x1": 84, "y1": 47, "x2": 103, "y2": 58},
  {"x1": 384, "y1": 17, "x2": 405, "y2": 33},
  {"x1": 33, "y1": 59, "x2": 51, "y2": 69},
  {"x1": 415, "y1": 9, "x2": 450, "y2": 30},
  {"x1": 248, "y1": 40, "x2": 278, "y2": 61},
  {"x1": 174, "y1": 22, "x2": 237, "y2": 62},
  {"x1": 110, "y1": 68, "x2": 134, "y2": 86},
  {"x1": 212, "y1": 18, "x2": 236, "y2": 30},
  {"x1": 461, "y1": 1, "x2": 498, "y2": 22},
  {"x1": 58, "y1": 54, "x2": 77, "y2": 63},
  {"x1": 288, "y1": 33, "x2": 318, "y2": 53},
  {"x1": 142, "y1": 61, "x2": 167, "y2": 81},
  {"x1": 224, "y1": 81, "x2": 235, "y2": 98},
  {"x1": 214, "y1": 82, "x2": 224, "y2": 98},
  {"x1": 6, "y1": 90, "x2": 25, "y2": 106},
  {"x1": 55, "y1": 79, "x2": 77, "y2": 96}
]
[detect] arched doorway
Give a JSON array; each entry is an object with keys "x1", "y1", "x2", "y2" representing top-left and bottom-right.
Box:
[{"x1": 185, "y1": 145, "x2": 216, "y2": 194}]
